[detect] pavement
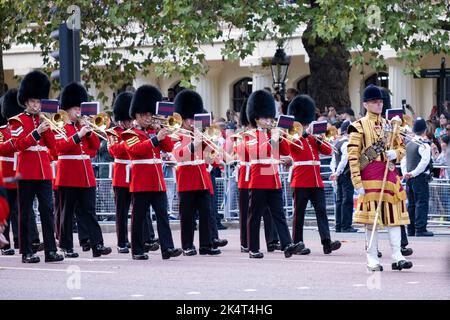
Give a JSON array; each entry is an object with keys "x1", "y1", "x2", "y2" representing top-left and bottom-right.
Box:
[{"x1": 0, "y1": 227, "x2": 449, "y2": 300}]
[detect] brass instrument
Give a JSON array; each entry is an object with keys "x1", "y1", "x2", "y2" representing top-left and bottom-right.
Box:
[
  {"x1": 40, "y1": 111, "x2": 69, "y2": 140},
  {"x1": 262, "y1": 119, "x2": 305, "y2": 150},
  {"x1": 78, "y1": 113, "x2": 110, "y2": 141}
]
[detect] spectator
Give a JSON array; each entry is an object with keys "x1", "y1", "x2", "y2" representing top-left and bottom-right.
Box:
[
  {"x1": 327, "y1": 106, "x2": 338, "y2": 125},
  {"x1": 167, "y1": 88, "x2": 176, "y2": 102},
  {"x1": 435, "y1": 113, "x2": 448, "y2": 141},
  {"x1": 433, "y1": 135, "x2": 450, "y2": 179}
]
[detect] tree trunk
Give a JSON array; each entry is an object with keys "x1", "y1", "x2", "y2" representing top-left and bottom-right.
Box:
[
  {"x1": 302, "y1": 24, "x2": 351, "y2": 113},
  {"x1": 0, "y1": 43, "x2": 5, "y2": 96}
]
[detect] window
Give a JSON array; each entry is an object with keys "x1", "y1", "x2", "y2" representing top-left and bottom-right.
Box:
[
  {"x1": 296, "y1": 76, "x2": 310, "y2": 94},
  {"x1": 232, "y1": 77, "x2": 252, "y2": 112},
  {"x1": 364, "y1": 72, "x2": 389, "y2": 89}
]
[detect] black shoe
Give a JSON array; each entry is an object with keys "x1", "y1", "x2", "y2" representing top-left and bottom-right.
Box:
[
  {"x1": 63, "y1": 249, "x2": 79, "y2": 258},
  {"x1": 367, "y1": 264, "x2": 383, "y2": 272},
  {"x1": 81, "y1": 241, "x2": 91, "y2": 252},
  {"x1": 341, "y1": 227, "x2": 358, "y2": 233},
  {"x1": 14, "y1": 242, "x2": 19, "y2": 249},
  {"x1": 217, "y1": 224, "x2": 228, "y2": 230},
  {"x1": 1, "y1": 248, "x2": 15, "y2": 255},
  {"x1": 407, "y1": 229, "x2": 415, "y2": 237},
  {"x1": 162, "y1": 248, "x2": 183, "y2": 260},
  {"x1": 126, "y1": 242, "x2": 131, "y2": 249},
  {"x1": 132, "y1": 253, "x2": 149, "y2": 260},
  {"x1": 183, "y1": 247, "x2": 197, "y2": 256},
  {"x1": 401, "y1": 247, "x2": 413, "y2": 256},
  {"x1": 199, "y1": 247, "x2": 221, "y2": 255},
  {"x1": 240, "y1": 246, "x2": 249, "y2": 253},
  {"x1": 267, "y1": 242, "x2": 282, "y2": 252},
  {"x1": 294, "y1": 247, "x2": 311, "y2": 255},
  {"x1": 416, "y1": 230, "x2": 434, "y2": 237},
  {"x1": 249, "y1": 251, "x2": 264, "y2": 258},
  {"x1": 45, "y1": 251, "x2": 64, "y2": 262},
  {"x1": 212, "y1": 238, "x2": 228, "y2": 248},
  {"x1": 117, "y1": 247, "x2": 129, "y2": 254},
  {"x1": 144, "y1": 241, "x2": 160, "y2": 252},
  {"x1": 32, "y1": 242, "x2": 44, "y2": 253},
  {"x1": 22, "y1": 254, "x2": 40, "y2": 263},
  {"x1": 392, "y1": 260, "x2": 413, "y2": 271},
  {"x1": 323, "y1": 241, "x2": 341, "y2": 254},
  {"x1": 377, "y1": 251, "x2": 382, "y2": 258},
  {"x1": 284, "y1": 242, "x2": 305, "y2": 258},
  {"x1": 92, "y1": 245, "x2": 112, "y2": 257},
  {"x1": 335, "y1": 228, "x2": 341, "y2": 233}
]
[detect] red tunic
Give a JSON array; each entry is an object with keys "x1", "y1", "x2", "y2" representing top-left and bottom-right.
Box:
[
  {"x1": 289, "y1": 135, "x2": 332, "y2": 188},
  {"x1": 55, "y1": 122, "x2": 100, "y2": 188},
  {"x1": 0, "y1": 126, "x2": 17, "y2": 189},
  {"x1": 9, "y1": 112, "x2": 55, "y2": 180},
  {"x1": 106, "y1": 126, "x2": 130, "y2": 188},
  {"x1": 122, "y1": 127, "x2": 173, "y2": 193},
  {"x1": 246, "y1": 129, "x2": 289, "y2": 189},
  {"x1": 172, "y1": 135, "x2": 213, "y2": 193}
]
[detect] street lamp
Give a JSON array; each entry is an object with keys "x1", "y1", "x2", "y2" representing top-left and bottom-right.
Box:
[{"x1": 270, "y1": 47, "x2": 291, "y2": 101}]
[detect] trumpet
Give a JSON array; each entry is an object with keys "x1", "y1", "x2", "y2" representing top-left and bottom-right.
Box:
[{"x1": 40, "y1": 111, "x2": 69, "y2": 140}]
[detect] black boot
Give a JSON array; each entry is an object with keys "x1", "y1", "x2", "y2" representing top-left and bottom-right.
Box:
[{"x1": 92, "y1": 244, "x2": 112, "y2": 257}]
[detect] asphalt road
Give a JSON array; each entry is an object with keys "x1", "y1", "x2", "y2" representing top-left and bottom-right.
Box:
[{"x1": 1, "y1": 227, "x2": 449, "y2": 300}]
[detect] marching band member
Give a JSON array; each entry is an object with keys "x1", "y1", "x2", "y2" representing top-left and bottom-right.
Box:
[
  {"x1": 122, "y1": 85, "x2": 182, "y2": 260},
  {"x1": 348, "y1": 84, "x2": 412, "y2": 271},
  {"x1": 245, "y1": 89, "x2": 304, "y2": 259},
  {"x1": 231, "y1": 102, "x2": 280, "y2": 253},
  {"x1": 9, "y1": 70, "x2": 63, "y2": 263},
  {"x1": 287, "y1": 95, "x2": 341, "y2": 255},
  {"x1": 55, "y1": 82, "x2": 111, "y2": 258},
  {"x1": 172, "y1": 90, "x2": 219, "y2": 256}
]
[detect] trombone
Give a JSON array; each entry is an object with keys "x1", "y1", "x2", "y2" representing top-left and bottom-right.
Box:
[
  {"x1": 264, "y1": 119, "x2": 305, "y2": 150},
  {"x1": 40, "y1": 110, "x2": 69, "y2": 140},
  {"x1": 78, "y1": 113, "x2": 110, "y2": 141}
]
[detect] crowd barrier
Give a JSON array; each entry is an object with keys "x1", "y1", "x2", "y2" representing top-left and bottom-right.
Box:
[{"x1": 89, "y1": 160, "x2": 450, "y2": 227}]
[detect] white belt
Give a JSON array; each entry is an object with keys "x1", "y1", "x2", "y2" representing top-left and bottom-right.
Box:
[
  {"x1": 58, "y1": 155, "x2": 90, "y2": 160},
  {"x1": 288, "y1": 161, "x2": 321, "y2": 182},
  {"x1": 131, "y1": 159, "x2": 163, "y2": 165},
  {"x1": 51, "y1": 161, "x2": 56, "y2": 179},
  {"x1": 114, "y1": 159, "x2": 132, "y2": 165},
  {"x1": 26, "y1": 146, "x2": 48, "y2": 152},
  {"x1": 293, "y1": 161, "x2": 321, "y2": 166},
  {"x1": 13, "y1": 152, "x2": 18, "y2": 171},
  {"x1": 250, "y1": 159, "x2": 280, "y2": 165},
  {"x1": 178, "y1": 160, "x2": 205, "y2": 166},
  {"x1": 0, "y1": 157, "x2": 15, "y2": 162}
]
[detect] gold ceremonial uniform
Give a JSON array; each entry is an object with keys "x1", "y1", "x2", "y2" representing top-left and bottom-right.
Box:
[{"x1": 347, "y1": 111, "x2": 409, "y2": 227}]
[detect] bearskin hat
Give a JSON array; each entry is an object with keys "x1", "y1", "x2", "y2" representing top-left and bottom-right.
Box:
[
  {"x1": 17, "y1": 70, "x2": 50, "y2": 107},
  {"x1": 246, "y1": 90, "x2": 275, "y2": 127},
  {"x1": 1, "y1": 88, "x2": 23, "y2": 121},
  {"x1": 362, "y1": 84, "x2": 383, "y2": 102},
  {"x1": 129, "y1": 85, "x2": 162, "y2": 119},
  {"x1": 287, "y1": 94, "x2": 316, "y2": 125},
  {"x1": 60, "y1": 82, "x2": 88, "y2": 110},
  {"x1": 113, "y1": 91, "x2": 133, "y2": 122},
  {"x1": 174, "y1": 89, "x2": 204, "y2": 120}
]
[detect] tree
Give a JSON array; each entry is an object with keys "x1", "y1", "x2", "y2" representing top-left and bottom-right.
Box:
[{"x1": 8, "y1": 1, "x2": 450, "y2": 112}]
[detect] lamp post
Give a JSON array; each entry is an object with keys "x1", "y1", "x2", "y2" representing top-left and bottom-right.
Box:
[{"x1": 270, "y1": 47, "x2": 291, "y2": 102}]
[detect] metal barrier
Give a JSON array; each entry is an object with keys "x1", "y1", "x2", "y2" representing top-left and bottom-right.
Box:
[{"x1": 90, "y1": 161, "x2": 450, "y2": 227}]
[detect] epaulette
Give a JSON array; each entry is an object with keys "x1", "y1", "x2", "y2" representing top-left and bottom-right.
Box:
[
  {"x1": 122, "y1": 128, "x2": 139, "y2": 137},
  {"x1": 105, "y1": 128, "x2": 120, "y2": 137},
  {"x1": 8, "y1": 114, "x2": 23, "y2": 125},
  {"x1": 348, "y1": 120, "x2": 362, "y2": 134}
]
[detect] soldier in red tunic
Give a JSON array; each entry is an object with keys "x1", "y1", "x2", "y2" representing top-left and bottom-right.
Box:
[
  {"x1": 287, "y1": 95, "x2": 341, "y2": 255},
  {"x1": 122, "y1": 85, "x2": 182, "y2": 260},
  {"x1": 9, "y1": 71, "x2": 63, "y2": 263},
  {"x1": 55, "y1": 82, "x2": 111, "y2": 258}
]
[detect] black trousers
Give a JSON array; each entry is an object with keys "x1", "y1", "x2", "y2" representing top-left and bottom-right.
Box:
[
  {"x1": 210, "y1": 168, "x2": 221, "y2": 227},
  {"x1": 293, "y1": 188, "x2": 331, "y2": 246},
  {"x1": 18, "y1": 180, "x2": 56, "y2": 255},
  {"x1": 58, "y1": 187, "x2": 103, "y2": 251},
  {"x1": 179, "y1": 190, "x2": 212, "y2": 250},
  {"x1": 248, "y1": 189, "x2": 292, "y2": 252},
  {"x1": 406, "y1": 173, "x2": 430, "y2": 232},
  {"x1": 335, "y1": 173, "x2": 354, "y2": 230},
  {"x1": 239, "y1": 188, "x2": 279, "y2": 249},
  {"x1": 2, "y1": 188, "x2": 20, "y2": 248},
  {"x1": 131, "y1": 192, "x2": 174, "y2": 255},
  {"x1": 114, "y1": 187, "x2": 131, "y2": 247}
]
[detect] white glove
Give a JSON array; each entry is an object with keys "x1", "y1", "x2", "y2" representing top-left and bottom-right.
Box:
[
  {"x1": 356, "y1": 187, "x2": 365, "y2": 196},
  {"x1": 386, "y1": 149, "x2": 397, "y2": 161}
]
